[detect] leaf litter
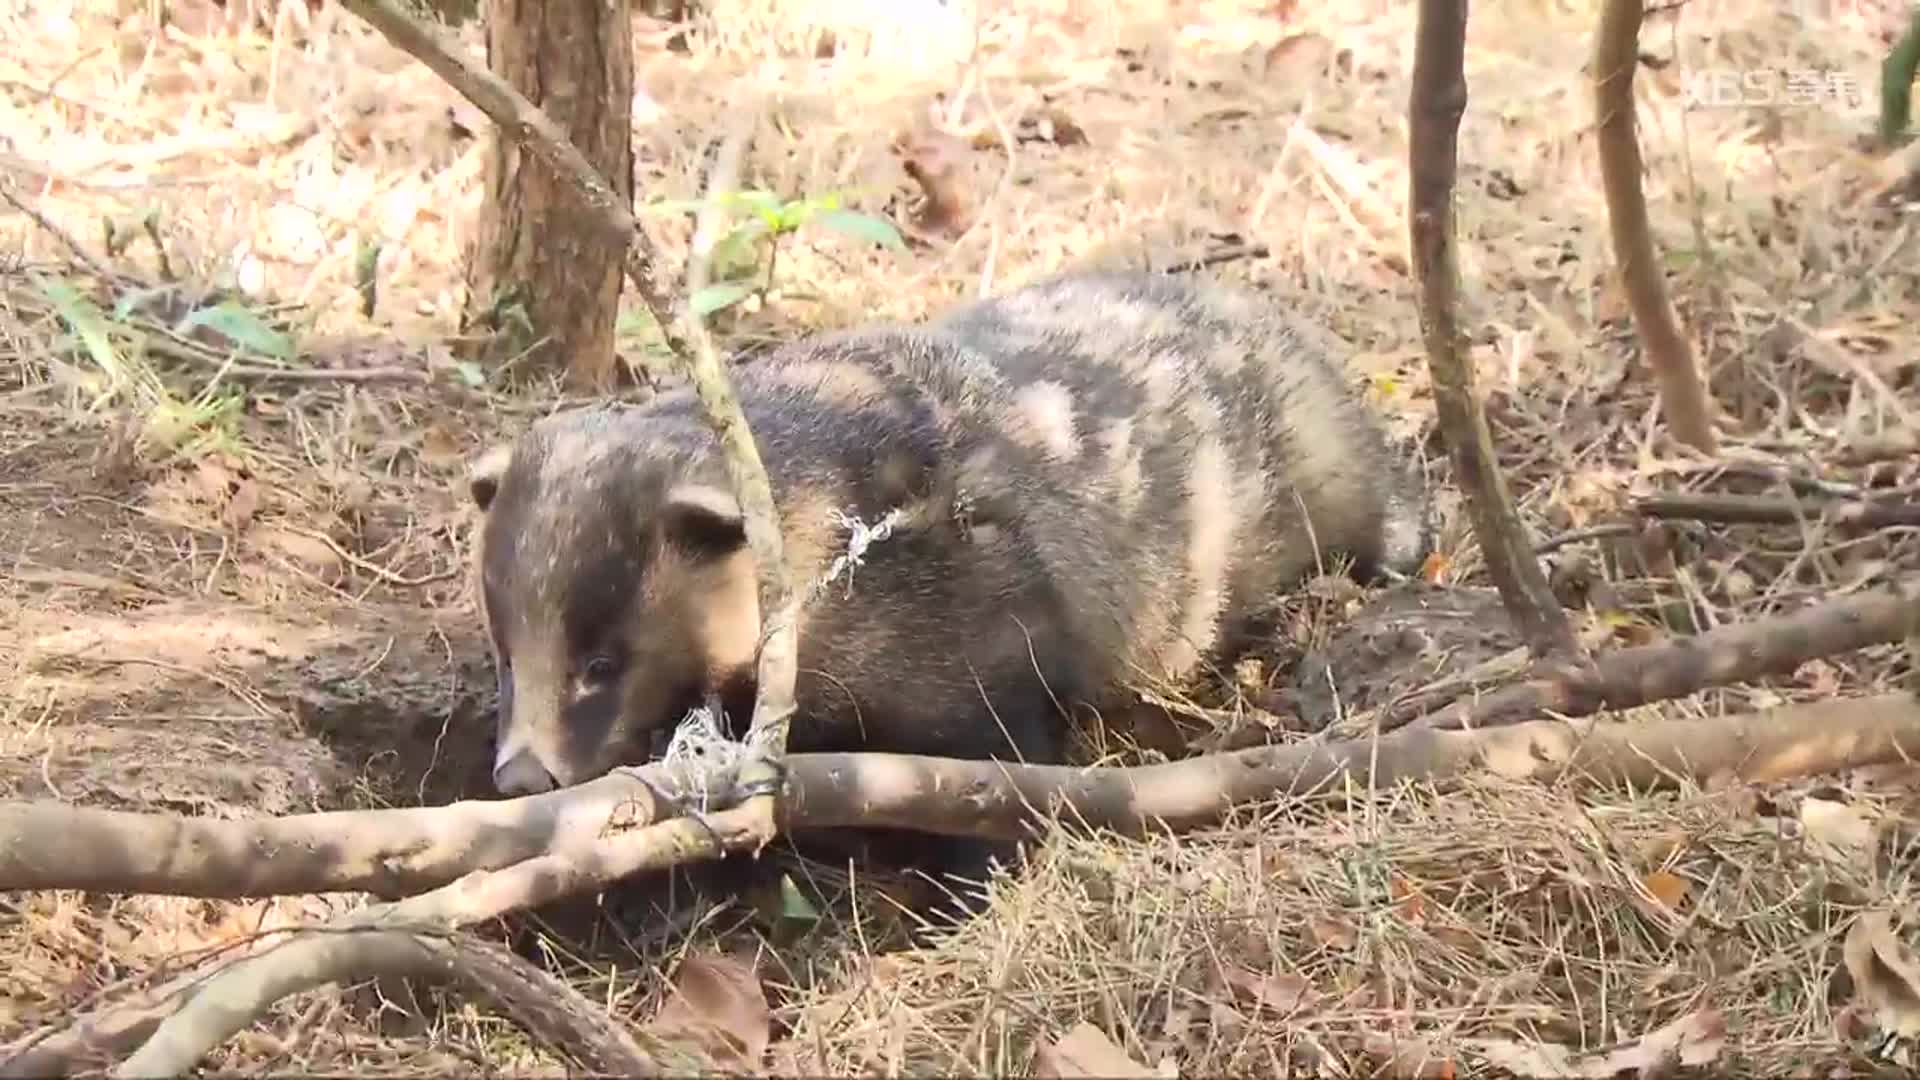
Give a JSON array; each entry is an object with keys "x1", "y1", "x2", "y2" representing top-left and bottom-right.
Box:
[{"x1": 2, "y1": 0, "x2": 1920, "y2": 1076}]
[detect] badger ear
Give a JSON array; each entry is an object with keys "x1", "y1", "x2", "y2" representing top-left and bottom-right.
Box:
[
  {"x1": 468, "y1": 443, "x2": 515, "y2": 513},
  {"x1": 661, "y1": 482, "x2": 748, "y2": 554}
]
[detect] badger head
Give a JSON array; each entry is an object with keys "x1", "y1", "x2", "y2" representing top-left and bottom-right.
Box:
[{"x1": 466, "y1": 408, "x2": 761, "y2": 796}]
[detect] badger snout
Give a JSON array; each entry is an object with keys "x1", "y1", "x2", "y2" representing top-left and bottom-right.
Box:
[{"x1": 493, "y1": 748, "x2": 558, "y2": 796}]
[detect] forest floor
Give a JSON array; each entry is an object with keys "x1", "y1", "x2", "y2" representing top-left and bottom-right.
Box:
[{"x1": 4, "y1": 0, "x2": 1920, "y2": 1074}]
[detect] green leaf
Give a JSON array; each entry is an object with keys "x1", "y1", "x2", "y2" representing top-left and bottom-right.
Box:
[
  {"x1": 690, "y1": 281, "x2": 753, "y2": 316},
  {"x1": 730, "y1": 189, "x2": 782, "y2": 215},
  {"x1": 778, "y1": 875, "x2": 820, "y2": 922},
  {"x1": 775, "y1": 199, "x2": 819, "y2": 232},
  {"x1": 711, "y1": 222, "x2": 765, "y2": 273},
  {"x1": 176, "y1": 301, "x2": 296, "y2": 363},
  {"x1": 812, "y1": 208, "x2": 905, "y2": 250},
  {"x1": 39, "y1": 278, "x2": 123, "y2": 378},
  {"x1": 454, "y1": 360, "x2": 487, "y2": 388}
]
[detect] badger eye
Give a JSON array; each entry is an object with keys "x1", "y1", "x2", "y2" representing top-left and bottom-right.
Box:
[{"x1": 582, "y1": 654, "x2": 620, "y2": 684}]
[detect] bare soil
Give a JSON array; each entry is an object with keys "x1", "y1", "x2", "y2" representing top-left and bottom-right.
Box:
[{"x1": 0, "y1": 388, "x2": 499, "y2": 817}]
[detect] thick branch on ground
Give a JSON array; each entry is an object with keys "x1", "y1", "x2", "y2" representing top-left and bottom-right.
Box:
[
  {"x1": 0, "y1": 963, "x2": 224, "y2": 1079},
  {"x1": 13, "y1": 690, "x2": 1920, "y2": 1076},
  {"x1": 19, "y1": 805, "x2": 767, "y2": 1079},
  {"x1": 1593, "y1": 0, "x2": 1718, "y2": 454},
  {"x1": 1407, "y1": 0, "x2": 1576, "y2": 659},
  {"x1": 782, "y1": 692, "x2": 1920, "y2": 834},
  {"x1": 1636, "y1": 492, "x2": 1920, "y2": 530},
  {"x1": 1414, "y1": 579, "x2": 1920, "y2": 731},
  {"x1": 11, "y1": 587, "x2": 1920, "y2": 904},
  {"x1": 0, "y1": 762, "x2": 702, "y2": 898},
  {"x1": 110, "y1": 931, "x2": 677, "y2": 1079},
  {"x1": 341, "y1": 0, "x2": 796, "y2": 796}
]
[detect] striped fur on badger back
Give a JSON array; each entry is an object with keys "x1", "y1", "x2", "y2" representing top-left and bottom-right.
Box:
[{"x1": 467, "y1": 271, "x2": 1432, "y2": 808}]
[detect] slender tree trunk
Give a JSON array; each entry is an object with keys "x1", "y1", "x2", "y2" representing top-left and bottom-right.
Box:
[
  {"x1": 463, "y1": 0, "x2": 634, "y2": 392},
  {"x1": 1593, "y1": 0, "x2": 1718, "y2": 455},
  {"x1": 1407, "y1": 0, "x2": 1579, "y2": 660}
]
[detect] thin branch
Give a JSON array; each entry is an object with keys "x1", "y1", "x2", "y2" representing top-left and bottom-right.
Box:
[
  {"x1": 1594, "y1": 0, "x2": 1718, "y2": 453},
  {"x1": 0, "y1": 175, "x2": 119, "y2": 281},
  {"x1": 338, "y1": 0, "x2": 796, "y2": 822},
  {"x1": 1881, "y1": 5, "x2": 1920, "y2": 149},
  {"x1": 1414, "y1": 578, "x2": 1920, "y2": 731},
  {"x1": 1407, "y1": 0, "x2": 1578, "y2": 659},
  {"x1": 682, "y1": 115, "x2": 799, "y2": 762},
  {"x1": 1636, "y1": 491, "x2": 1920, "y2": 530},
  {"x1": 110, "y1": 931, "x2": 673, "y2": 1079}
]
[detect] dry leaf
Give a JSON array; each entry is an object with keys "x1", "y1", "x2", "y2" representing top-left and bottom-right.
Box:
[
  {"x1": 1463, "y1": 1008, "x2": 1726, "y2": 1077},
  {"x1": 1362, "y1": 1032, "x2": 1455, "y2": 1079},
  {"x1": 191, "y1": 458, "x2": 262, "y2": 532},
  {"x1": 1265, "y1": 31, "x2": 1334, "y2": 79},
  {"x1": 1309, "y1": 916, "x2": 1358, "y2": 949},
  {"x1": 1223, "y1": 966, "x2": 1316, "y2": 1017},
  {"x1": 646, "y1": 951, "x2": 771, "y2": 1072},
  {"x1": 1844, "y1": 911, "x2": 1920, "y2": 1038},
  {"x1": 1418, "y1": 550, "x2": 1451, "y2": 584},
  {"x1": 1032, "y1": 1021, "x2": 1156, "y2": 1078},
  {"x1": 1801, "y1": 796, "x2": 1877, "y2": 869},
  {"x1": 1390, "y1": 874, "x2": 1429, "y2": 924},
  {"x1": 1640, "y1": 870, "x2": 1690, "y2": 913},
  {"x1": 895, "y1": 128, "x2": 972, "y2": 236},
  {"x1": 1430, "y1": 923, "x2": 1481, "y2": 952}
]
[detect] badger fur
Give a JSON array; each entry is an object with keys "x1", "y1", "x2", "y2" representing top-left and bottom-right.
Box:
[{"x1": 467, "y1": 270, "x2": 1431, "y2": 893}]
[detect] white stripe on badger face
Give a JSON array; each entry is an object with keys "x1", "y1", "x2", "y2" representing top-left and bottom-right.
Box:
[
  {"x1": 493, "y1": 727, "x2": 532, "y2": 775},
  {"x1": 492, "y1": 638, "x2": 571, "y2": 792}
]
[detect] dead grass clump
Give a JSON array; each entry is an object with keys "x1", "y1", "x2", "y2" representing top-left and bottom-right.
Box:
[{"x1": 780, "y1": 777, "x2": 1910, "y2": 1076}]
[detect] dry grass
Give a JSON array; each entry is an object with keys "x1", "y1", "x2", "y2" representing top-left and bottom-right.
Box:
[
  {"x1": 3, "y1": 0, "x2": 1920, "y2": 1074},
  {"x1": 780, "y1": 777, "x2": 1920, "y2": 1075}
]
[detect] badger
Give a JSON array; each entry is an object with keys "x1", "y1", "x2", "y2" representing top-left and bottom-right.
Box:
[{"x1": 466, "y1": 270, "x2": 1431, "y2": 899}]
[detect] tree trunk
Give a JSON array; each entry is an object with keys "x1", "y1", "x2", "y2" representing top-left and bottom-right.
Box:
[{"x1": 463, "y1": 0, "x2": 634, "y2": 392}]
